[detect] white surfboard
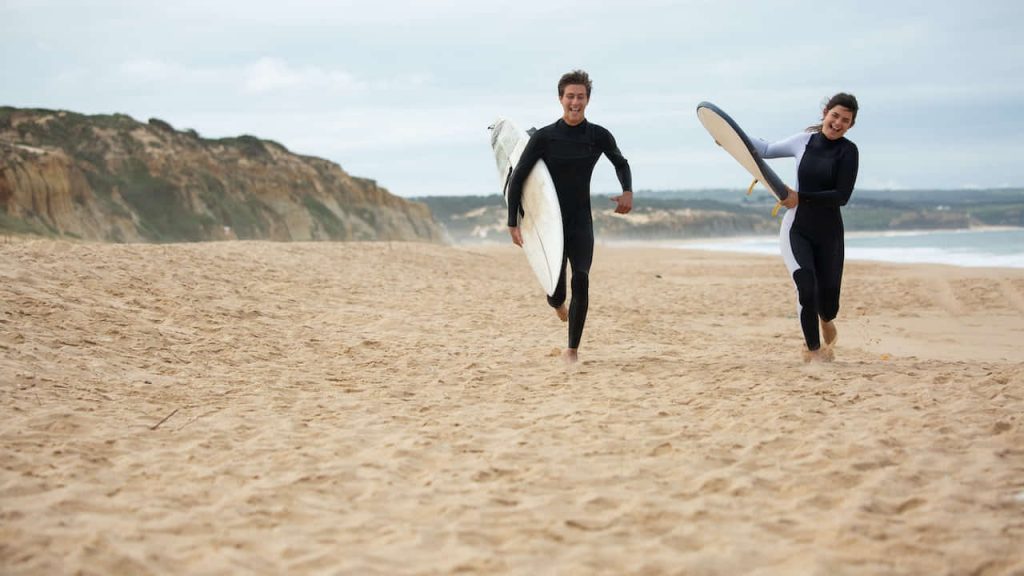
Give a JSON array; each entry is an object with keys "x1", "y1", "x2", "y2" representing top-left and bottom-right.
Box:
[
  {"x1": 696, "y1": 101, "x2": 791, "y2": 202},
  {"x1": 488, "y1": 118, "x2": 564, "y2": 296}
]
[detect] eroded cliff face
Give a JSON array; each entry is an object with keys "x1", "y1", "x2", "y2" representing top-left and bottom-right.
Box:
[{"x1": 0, "y1": 108, "x2": 444, "y2": 243}]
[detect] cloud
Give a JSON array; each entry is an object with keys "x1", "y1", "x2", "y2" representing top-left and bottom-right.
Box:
[
  {"x1": 241, "y1": 58, "x2": 365, "y2": 94},
  {"x1": 105, "y1": 56, "x2": 385, "y2": 98},
  {"x1": 117, "y1": 58, "x2": 218, "y2": 84},
  {"x1": 6, "y1": 0, "x2": 1024, "y2": 195}
]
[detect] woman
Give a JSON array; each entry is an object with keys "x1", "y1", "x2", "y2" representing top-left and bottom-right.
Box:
[{"x1": 754, "y1": 93, "x2": 859, "y2": 362}]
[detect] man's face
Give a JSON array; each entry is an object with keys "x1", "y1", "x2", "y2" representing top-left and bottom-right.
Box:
[{"x1": 560, "y1": 84, "x2": 589, "y2": 126}]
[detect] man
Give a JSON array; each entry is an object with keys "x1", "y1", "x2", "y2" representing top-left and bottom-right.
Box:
[{"x1": 507, "y1": 69, "x2": 633, "y2": 364}]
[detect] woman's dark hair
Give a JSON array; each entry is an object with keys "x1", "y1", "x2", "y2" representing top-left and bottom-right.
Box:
[
  {"x1": 807, "y1": 92, "x2": 859, "y2": 132},
  {"x1": 558, "y1": 70, "x2": 592, "y2": 98}
]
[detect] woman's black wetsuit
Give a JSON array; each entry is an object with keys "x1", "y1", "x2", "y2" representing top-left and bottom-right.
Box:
[
  {"x1": 755, "y1": 131, "x2": 859, "y2": 351},
  {"x1": 507, "y1": 118, "x2": 632, "y2": 349}
]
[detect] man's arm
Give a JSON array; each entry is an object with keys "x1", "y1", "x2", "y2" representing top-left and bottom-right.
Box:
[
  {"x1": 601, "y1": 128, "x2": 633, "y2": 214},
  {"x1": 506, "y1": 133, "x2": 545, "y2": 227}
]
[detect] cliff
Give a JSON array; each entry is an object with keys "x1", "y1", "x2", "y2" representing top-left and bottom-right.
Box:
[{"x1": 0, "y1": 107, "x2": 444, "y2": 243}]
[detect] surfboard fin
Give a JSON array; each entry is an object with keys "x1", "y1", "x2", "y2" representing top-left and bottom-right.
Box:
[{"x1": 747, "y1": 178, "x2": 782, "y2": 216}]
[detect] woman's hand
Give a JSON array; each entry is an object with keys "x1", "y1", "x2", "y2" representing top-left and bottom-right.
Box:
[{"x1": 781, "y1": 188, "x2": 799, "y2": 209}]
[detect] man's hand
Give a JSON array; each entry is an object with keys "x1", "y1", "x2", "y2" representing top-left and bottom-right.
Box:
[
  {"x1": 509, "y1": 226, "x2": 523, "y2": 246},
  {"x1": 611, "y1": 191, "x2": 633, "y2": 214}
]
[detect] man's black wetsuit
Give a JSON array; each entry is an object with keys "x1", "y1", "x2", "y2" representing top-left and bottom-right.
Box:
[
  {"x1": 507, "y1": 118, "x2": 632, "y2": 349},
  {"x1": 755, "y1": 131, "x2": 860, "y2": 350}
]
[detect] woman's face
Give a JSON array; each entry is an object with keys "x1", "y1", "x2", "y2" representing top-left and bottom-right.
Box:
[
  {"x1": 821, "y1": 105, "x2": 855, "y2": 140},
  {"x1": 560, "y1": 84, "x2": 589, "y2": 126}
]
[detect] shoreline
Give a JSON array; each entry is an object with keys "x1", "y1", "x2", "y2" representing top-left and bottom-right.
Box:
[{"x1": 604, "y1": 226, "x2": 1024, "y2": 270}]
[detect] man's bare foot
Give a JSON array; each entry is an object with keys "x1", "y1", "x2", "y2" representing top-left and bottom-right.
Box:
[
  {"x1": 561, "y1": 348, "x2": 578, "y2": 364},
  {"x1": 821, "y1": 320, "x2": 838, "y2": 346},
  {"x1": 555, "y1": 304, "x2": 568, "y2": 322},
  {"x1": 802, "y1": 346, "x2": 835, "y2": 363}
]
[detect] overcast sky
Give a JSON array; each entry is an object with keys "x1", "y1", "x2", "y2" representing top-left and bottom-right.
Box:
[{"x1": 3, "y1": 0, "x2": 1022, "y2": 197}]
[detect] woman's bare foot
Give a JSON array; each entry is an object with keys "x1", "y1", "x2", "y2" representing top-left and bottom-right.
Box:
[
  {"x1": 802, "y1": 346, "x2": 835, "y2": 363},
  {"x1": 821, "y1": 319, "x2": 838, "y2": 346},
  {"x1": 562, "y1": 348, "x2": 578, "y2": 364},
  {"x1": 555, "y1": 304, "x2": 568, "y2": 322}
]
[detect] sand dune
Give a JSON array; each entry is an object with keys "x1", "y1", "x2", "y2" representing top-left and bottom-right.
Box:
[{"x1": 2, "y1": 239, "x2": 1022, "y2": 575}]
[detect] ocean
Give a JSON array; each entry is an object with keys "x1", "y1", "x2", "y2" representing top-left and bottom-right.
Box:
[{"x1": 673, "y1": 228, "x2": 1024, "y2": 269}]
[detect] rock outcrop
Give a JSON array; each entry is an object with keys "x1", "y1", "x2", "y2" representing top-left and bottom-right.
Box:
[{"x1": 0, "y1": 107, "x2": 444, "y2": 243}]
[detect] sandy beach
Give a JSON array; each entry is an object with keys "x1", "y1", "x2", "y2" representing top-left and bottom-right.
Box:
[{"x1": 2, "y1": 239, "x2": 1022, "y2": 575}]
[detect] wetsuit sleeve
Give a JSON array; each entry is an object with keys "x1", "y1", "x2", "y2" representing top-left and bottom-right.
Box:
[
  {"x1": 801, "y1": 143, "x2": 859, "y2": 208},
  {"x1": 506, "y1": 133, "x2": 545, "y2": 227},
  {"x1": 599, "y1": 128, "x2": 632, "y2": 191},
  {"x1": 753, "y1": 132, "x2": 809, "y2": 159}
]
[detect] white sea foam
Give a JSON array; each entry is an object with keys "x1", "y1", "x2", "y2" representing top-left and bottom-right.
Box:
[{"x1": 669, "y1": 228, "x2": 1024, "y2": 269}]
